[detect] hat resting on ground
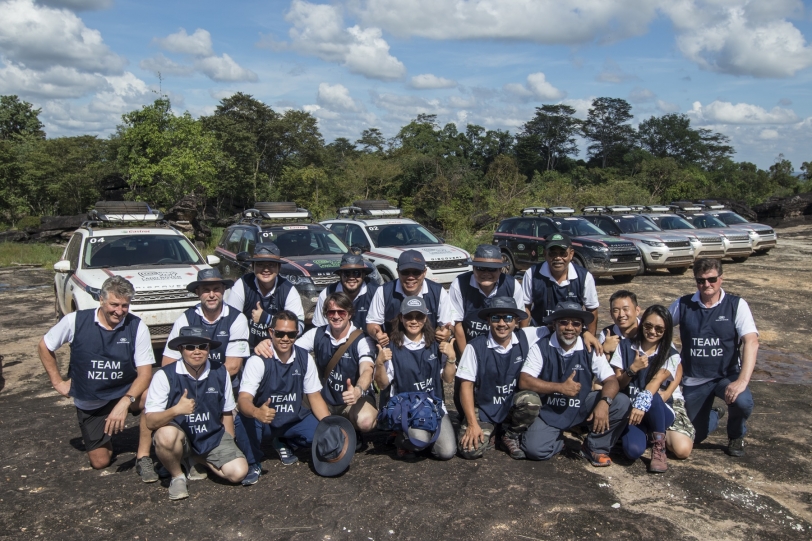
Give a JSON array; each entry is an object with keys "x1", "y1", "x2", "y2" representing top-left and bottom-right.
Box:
[
  {"x1": 469, "y1": 244, "x2": 507, "y2": 269},
  {"x1": 312, "y1": 415, "x2": 356, "y2": 477},
  {"x1": 333, "y1": 253, "x2": 373, "y2": 275},
  {"x1": 397, "y1": 250, "x2": 426, "y2": 272},
  {"x1": 247, "y1": 242, "x2": 283, "y2": 263},
  {"x1": 167, "y1": 326, "x2": 222, "y2": 351},
  {"x1": 185, "y1": 267, "x2": 235, "y2": 293},
  {"x1": 476, "y1": 296, "x2": 528, "y2": 321},
  {"x1": 541, "y1": 300, "x2": 595, "y2": 326}
]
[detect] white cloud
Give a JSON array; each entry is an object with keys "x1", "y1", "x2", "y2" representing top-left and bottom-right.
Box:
[
  {"x1": 410, "y1": 73, "x2": 457, "y2": 89},
  {"x1": 759, "y1": 129, "x2": 779, "y2": 140},
  {"x1": 629, "y1": 87, "x2": 655, "y2": 103},
  {"x1": 35, "y1": 0, "x2": 111, "y2": 10},
  {"x1": 317, "y1": 83, "x2": 363, "y2": 112},
  {"x1": 139, "y1": 53, "x2": 195, "y2": 77},
  {"x1": 656, "y1": 99, "x2": 680, "y2": 114},
  {"x1": 0, "y1": 61, "x2": 108, "y2": 98},
  {"x1": 154, "y1": 28, "x2": 214, "y2": 57},
  {"x1": 504, "y1": 72, "x2": 564, "y2": 101},
  {"x1": 0, "y1": 0, "x2": 125, "y2": 73},
  {"x1": 689, "y1": 100, "x2": 799, "y2": 124},
  {"x1": 370, "y1": 91, "x2": 447, "y2": 120},
  {"x1": 280, "y1": 0, "x2": 406, "y2": 81},
  {"x1": 194, "y1": 54, "x2": 257, "y2": 82}
]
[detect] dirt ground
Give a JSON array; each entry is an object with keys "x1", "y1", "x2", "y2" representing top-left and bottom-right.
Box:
[{"x1": 1, "y1": 226, "x2": 812, "y2": 540}]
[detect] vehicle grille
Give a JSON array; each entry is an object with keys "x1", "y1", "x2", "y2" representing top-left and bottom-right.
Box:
[
  {"x1": 132, "y1": 289, "x2": 198, "y2": 305},
  {"x1": 726, "y1": 247, "x2": 752, "y2": 255},
  {"x1": 725, "y1": 234, "x2": 749, "y2": 242},
  {"x1": 697, "y1": 236, "x2": 723, "y2": 244},
  {"x1": 147, "y1": 324, "x2": 173, "y2": 337},
  {"x1": 700, "y1": 250, "x2": 725, "y2": 257},
  {"x1": 665, "y1": 256, "x2": 694, "y2": 264},
  {"x1": 608, "y1": 243, "x2": 638, "y2": 255},
  {"x1": 426, "y1": 258, "x2": 469, "y2": 271},
  {"x1": 755, "y1": 229, "x2": 774, "y2": 236},
  {"x1": 665, "y1": 240, "x2": 691, "y2": 248},
  {"x1": 312, "y1": 274, "x2": 340, "y2": 287}
]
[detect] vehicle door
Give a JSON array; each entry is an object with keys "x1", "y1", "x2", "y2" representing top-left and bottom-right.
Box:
[
  {"x1": 217, "y1": 227, "x2": 245, "y2": 279},
  {"x1": 326, "y1": 223, "x2": 348, "y2": 245},
  {"x1": 534, "y1": 219, "x2": 555, "y2": 262},
  {"x1": 346, "y1": 223, "x2": 371, "y2": 252},
  {"x1": 509, "y1": 218, "x2": 537, "y2": 268},
  {"x1": 596, "y1": 216, "x2": 623, "y2": 236},
  {"x1": 237, "y1": 227, "x2": 259, "y2": 276},
  {"x1": 57, "y1": 233, "x2": 83, "y2": 313}
]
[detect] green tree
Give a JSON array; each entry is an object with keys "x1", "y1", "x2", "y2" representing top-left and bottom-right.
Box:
[
  {"x1": 356, "y1": 128, "x2": 386, "y2": 153},
  {"x1": 769, "y1": 154, "x2": 797, "y2": 191},
  {"x1": 0, "y1": 95, "x2": 45, "y2": 141},
  {"x1": 582, "y1": 97, "x2": 636, "y2": 168},
  {"x1": 638, "y1": 113, "x2": 732, "y2": 169},
  {"x1": 516, "y1": 104, "x2": 580, "y2": 173}
]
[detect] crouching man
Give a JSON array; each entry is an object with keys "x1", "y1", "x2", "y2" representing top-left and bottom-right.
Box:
[
  {"x1": 144, "y1": 327, "x2": 248, "y2": 501},
  {"x1": 515, "y1": 301, "x2": 630, "y2": 465}
]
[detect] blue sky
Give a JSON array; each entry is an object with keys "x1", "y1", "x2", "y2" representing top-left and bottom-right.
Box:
[{"x1": 2, "y1": 0, "x2": 811, "y2": 169}]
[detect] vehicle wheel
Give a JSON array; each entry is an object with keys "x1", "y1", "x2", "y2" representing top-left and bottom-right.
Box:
[
  {"x1": 379, "y1": 268, "x2": 394, "y2": 283},
  {"x1": 613, "y1": 274, "x2": 635, "y2": 283},
  {"x1": 731, "y1": 256, "x2": 749, "y2": 263},
  {"x1": 255, "y1": 202, "x2": 298, "y2": 213},
  {"x1": 636, "y1": 259, "x2": 648, "y2": 276},
  {"x1": 572, "y1": 254, "x2": 587, "y2": 268},
  {"x1": 501, "y1": 251, "x2": 515, "y2": 276},
  {"x1": 668, "y1": 266, "x2": 689, "y2": 275}
]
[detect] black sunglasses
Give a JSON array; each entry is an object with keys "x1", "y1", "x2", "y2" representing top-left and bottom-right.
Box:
[
  {"x1": 489, "y1": 314, "x2": 516, "y2": 323},
  {"x1": 474, "y1": 265, "x2": 499, "y2": 272},
  {"x1": 695, "y1": 276, "x2": 720, "y2": 285},
  {"x1": 182, "y1": 343, "x2": 210, "y2": 351},
  {"x1": 273, "y1": 330, "x2": 298, "y2": 339},
  {"x1": 399, "y1": 269, "x2": 423, "y2": 277},
  {"x1": 555, "y1": 319, "x2": 583, "y2": 328},
  {"x1": 340, "y1": 269, "x2": 364, "y2": 279}
]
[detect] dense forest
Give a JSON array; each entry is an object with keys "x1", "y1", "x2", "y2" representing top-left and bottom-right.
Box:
[{"x1": 0, "y1": 93, "x2": 809, "y2": 241}]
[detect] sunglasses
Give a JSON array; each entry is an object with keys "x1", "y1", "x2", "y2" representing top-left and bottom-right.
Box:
[
  {"x1": 326, "y1": 309, "x2": 348, "y2": 318},
  {"x1": 489, "y1": 314, "x2": 516, "y2": 323},
  {"x1": 399, "y1": 269, "x2": 424, "y2": 277},
  {"x1": 272, "y1": 330, "x2": 298, "y2": 339},
  {"x1": 642, "y1": 322, "x2": 666, "y2": 335},
  {"x1": 254, "y1": 262, "x2": 280, "y2": 270},
  {"x1": 182, "y1": 343, "x2": 210, "y2": 351},
  {"x1": 556, "y1": 319, "x2": 583, "y2": 328},
  {"x1": 695, "y1": 276, "x2": 720, "y2": 285},
  {"x1": 403, "y1": 313, "x2": 427, "y2": 321},
  {"x1": 340, "y1": 270, "x2": 363, "y2": 279},
  {"x1": 474, "y1": 266, "x2": 499, "y2": 273}
]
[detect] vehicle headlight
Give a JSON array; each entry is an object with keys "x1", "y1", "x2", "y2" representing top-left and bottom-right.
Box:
[
  {"x1": 641, "y1": 240, "x2": 665, "y2": 247},
  {"x1": 587, "y1": 245, "x2": 609, "y2": 253},
  {"x1": 85, "y1": 285, "x2": 101, "y2": 301},
  {"x1": 748, "y1": 231, "x2": 758, "y2": 239},
  {"x1": 280, "y1": 274, "x2": 314, "y2": 286}
]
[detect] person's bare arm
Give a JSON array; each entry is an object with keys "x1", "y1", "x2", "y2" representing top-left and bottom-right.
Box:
[
  {"x1": 307, "y1": 391, "x2": 331, "y2": 421},
  {"x1": 453, "y1": 322, "x2": 467, "y2": 353},
  {"x1": 367, "y1": 323, "x2": 389, "y2": 347},
  {"x1": 587, "y1": 308, "x2": 599, "y2": 336},
  {"x1": 726, "y1": 333, "x2": 758, "y2": 404},
  {"x1": 222, "y1": 411, "x2": 235, "y2": 436},
  {"x1": 373, "y1": 345, "x2": 391, "y2": 389},
  {"x1": 659, "y1": 364, "x2": 681, "y2": 403},
  {"x1": 522, "y1": 306, "x2": 533, "y2": 328},
  {"x1": 459, "y1": 380, "x2": 485, "y2": 451},
  {"x1": 38, "y1": 338, "x2": 71, "y2": 397},
  {"x1": 103, "y1": 364, "x2": 153, "y2": 436},
  {"x1": 145, "y1": 389, "x2": 194, "y2": 431},
  {"x1": 440, "y1": 339, "x2": 457, "y2": 384},
  {"x1": 224, "y1": 356, "x2": 244, "y2": 377},
  {"x1": 519, "y1": 371, "x2": 579, "y2": 396}
]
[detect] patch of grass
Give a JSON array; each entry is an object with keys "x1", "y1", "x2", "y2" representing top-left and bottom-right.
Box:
[
  {"x1": 445, "y1": 229, "x2": 493, "y2": 255},
  {"x1": 204, "y1": 227, "x2": 224, "y2": 256},
  {"x1": 0, "y1": 242, "x2": 64, "y2": 270}
]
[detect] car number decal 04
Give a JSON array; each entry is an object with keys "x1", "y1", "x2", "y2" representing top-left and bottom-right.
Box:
[{"x1": 88, "y1": 238, "x2": 106, "y2": 243}]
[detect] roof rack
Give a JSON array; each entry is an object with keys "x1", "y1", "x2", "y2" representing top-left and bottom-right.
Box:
[
  {"x1": 670, "y1": 201, "x2": 703, "y2": 212},
  {"x1": 581, "y1": 206, "x2": 606, "y2": 214},
  {"x1": 643, "y1": 205, "x2": 671, "y2": 213},
  {"x1": 546, "y1": 207, "x2": 575, "y2": 216},
  {"x1": 605, "y1": 205, "x2": 632, "y2": 214},
  {"x1": 241, "y1": 203, "x2": 313, "y2": 223},
  {"x1": 87, "y1": 201, "x2": 163, "y2": 223},
  {"x1": 696, "y1": 200, "x2": 726, "y2": 210},
  {"x1": 521, "y1": 207, "x2": 549, "y2": 216},
  {"x1": 629, "y1": 205, "x2": 645, "y2": 213},
  {"x1": 338, "y1": 200, "x2": 402, "y2": 218}
]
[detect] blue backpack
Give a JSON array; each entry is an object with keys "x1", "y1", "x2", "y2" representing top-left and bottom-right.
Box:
[{"x1": 377, "y1": 392, "x2": 444, "y2": 449}]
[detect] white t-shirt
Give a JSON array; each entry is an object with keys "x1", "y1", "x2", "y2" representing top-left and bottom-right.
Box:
[
  {"x1": 456, "y1": 327, "x2": 549, "y2": 383},
  {"x1": 161, "y1": 304, "x2": 250, "y2": 360},
  {"x1": 225, "y1": 276, "x2": 305, "y2": 323},
  {"x1": 366, "y1": 280, "x2": 453, "y2": 326},
  {"x1": 609, "y1": 342, "x2": 684, "y2": 401},
  {"x1": 145, "y1": 360, "x2": 236, "y2": 414},
  {"x1": 448, "y1": 273, "x2": 524, "y2": 324},
  {"x1": 43, "y1": 310, "x2": 155, "y2": 410},
  {"x1": 668, "y1": 289, "x2": 758, "y2": 386},
  {"x1": 521, "y1": 334, "x2": 615, "y2": 383},
  {"x1": 311, "y1": 282, "x2": 369, "y2": 327},
  {"x1": 295, "y1": 324, "x2": 375, "y2": 365},
  {"x1": 521, "y1": 262, "x2": 600, "y2": 314},
  {"x1": 239, "y1": 352, "x2": 322, "y2": 398}
]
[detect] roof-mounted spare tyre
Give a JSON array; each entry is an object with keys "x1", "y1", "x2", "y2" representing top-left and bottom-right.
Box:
[{"x1": 255, "y1": 202, "x2": 299, "y2": 213}]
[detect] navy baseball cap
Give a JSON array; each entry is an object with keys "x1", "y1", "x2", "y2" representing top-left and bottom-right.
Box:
[
  {"x1": 400, "y1": 295, "x2": 429, "y2": 315},
  {"x1": 545, "y1": 233, "x2": 572, "y2": 251},
  {"x1": 397, "y1": 250, "x2": 426, "y2": 272}
]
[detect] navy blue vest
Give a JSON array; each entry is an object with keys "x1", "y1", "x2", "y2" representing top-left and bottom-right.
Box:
[
  {"x1": 68, "y1": 309, "x2": 139, "y2": 402},
  {"x1": 389, "y1": 341, "x2": 443, "y2": 402},
  {"x1": 240, "y1": 274, "x2": 295, "y2": 348},
  {"x1": 326, "y1": 281, "x2": 379, "y2": 330},
  {"x1": 252, "y1": 346, "x2": 310, "y2": 427},
  {"x1": 529, "y1": 263, "x2": 587, "y2": 325},
  {"x1": 184, "y1": 304, "x2": 245, "y2": 393},
  {"x1": 164, "y1": 362, "x2": 227, "y2": 455},
  {"x1": 458, "y1": 272, "x2": 517, "y2": 341},
  {"x1": 469, "y1": 331, "x2": 528, "y2": 424},
  {"x1": 382, "y1": 279, "x2": 443, "y2": 334},
  {"x1": 678, "y1": 294, "x2": 741, "y2": 379},
  {"x1": 617, "y1": 340, "x2": 680, "y2": 405},
  {"x1": 537, "y1": 338, "x2": 593, "y2": 429},
  {"x1": 313, "y1": 326, "x2": 368, "y2": 406}
]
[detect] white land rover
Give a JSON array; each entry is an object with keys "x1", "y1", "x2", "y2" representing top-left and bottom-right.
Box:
[
  {"x1": 53, "y1": 202, "x2": 221, "y2": 343},
  {"x1": 320, "y1": 200, "x2": 471, "y2": 285}
]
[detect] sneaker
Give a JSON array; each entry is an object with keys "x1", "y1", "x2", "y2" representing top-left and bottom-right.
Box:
[
  {"x1": 168, "y1": 476, "x2": 188, "y2": 501},
  {"x1": 136, "y1": 456, "x2": 159, "y2": 483},
  {"x1": 580, "y1": 442, "x2": 613, "y2": 467},
  {"x1": 712, "y1": 405, "x2": 727, "y2": 422},
  {"x1": 726, "y1": 437, "x2": 745, "y2": 457},
  {"x1": 272, "y1": 438, "x2": 299, "y2": 466},
  {"x1": 241, "y1": 463, "x2": 262, "y2": 486},
  {"x1": 500, "y1": 433, "x2": 526, "y2": 460},
  {"x1": 648, "y1": 432, "x2": 667, "y2": 473},
  {"x1": 183, "y1": 458, "x2": 208, "y2": 481}
]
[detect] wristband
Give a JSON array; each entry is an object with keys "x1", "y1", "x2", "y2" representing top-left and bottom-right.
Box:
[
  {"x1": 625, "y1": 368, "x2": 637, "y2": 378},
  {"x1": 632, "y1": 390, "x2": 653, "y2": 412}
]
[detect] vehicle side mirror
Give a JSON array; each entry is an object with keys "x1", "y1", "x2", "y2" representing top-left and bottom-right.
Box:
[
  {"x1": 236, "y1": 251, "x2": 250, "y2": 262},
  {"x1": 54, "y1": 260, "x2": 72, "y2": 273},
  {"x1": 350, "y1": 243, "x2": 370, "y2": 254},
  {"x1": 206, "y1": 255, "x2": 220, "y2": 265}
]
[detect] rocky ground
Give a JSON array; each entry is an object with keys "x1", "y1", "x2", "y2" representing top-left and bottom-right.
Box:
[{"x1": 1, "y1": 226, "x2": 811, "y2": 540}]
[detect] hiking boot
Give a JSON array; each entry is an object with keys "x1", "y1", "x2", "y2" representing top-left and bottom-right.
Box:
[
  {"x1": 712, "y1": 405, "x2": 727, "y2": 422},
  {"x1": 385, "y1": 431, "x2": 398, "y2": 447},
  {"x1": 136, "y1": 456, "x2": 158, "y2": 483},
  {"x1": 168, "y1": 476, "x2": 188, "y2": 501},
  {"x1": 580, "y1": 442, "x2": 613, "y2": 467},
  {"x1": 500, "y1": 433, "x2": 526, "y2": 460},
  {"x1": 726, "y1": 437, "x2": 745, "y2": 457},
  {"x1": 272, "y1": 438, "x2": 299, "y2": 466},
  {"x1": 648, "y1": 432, "x2": 667, "y2": 473},
  {"x1": 241, "y1": 463, "x2": 262, "y2": 486},
  {"x1": 183, "y1": 457, "x2": 208, "y2": 481},
  {"x1": 396, "y1": 447, "x2": 416, "y2": 460}
]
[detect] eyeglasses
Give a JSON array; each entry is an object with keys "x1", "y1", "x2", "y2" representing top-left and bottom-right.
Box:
[
  {"x1": 326, "y1": 309, "x2": 348, "y2": 318},
  {"x1": 546, "y1": 249, "x2": 569, "y2": 259},
  {"x1": 403, "y1": 313, "x2": 427, "y2": 321},
  {"x1": 489, "y1": 314, "x2": 516, "y2": 323},
  {"x1": 272, "y1": 330, "x2": 298, "y2": 339},
  {"x1": 340, "y1": 270, "x2": 363, "y2": 279},
  {"x1": 474, "y1": 266, "x2": 499, "y2": 273},
  {"x1": 695, "y1": 276, "x2": 720, "y2": 285},
  {"x1": 642, "y1": 322, "x2": 666, "y2": 335},
  {"x1": 182, "y1": 343, "x2": 210, "y2": 351},
  {"x1": 555, "y1": 319, "x2": 583, "y2": 328},
  {"x1": 254, "y1": 262, "x2": 280, "y2": 270},
  {"x1": 399, "y1": 269, "x2": 423, "y2": 277}
]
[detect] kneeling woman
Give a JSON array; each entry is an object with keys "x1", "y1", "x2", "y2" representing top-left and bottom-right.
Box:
[
  {"x1": 610, "y1": 305, "x2": 684, "y2": 472},
  {"x1": 374, "y1": 296, "x2": 457, "y2": 460}
]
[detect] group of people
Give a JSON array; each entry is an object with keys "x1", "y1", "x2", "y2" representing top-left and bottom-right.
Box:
[{"x1": 38, "y1": 232, "x2": 759, "y2": 500}]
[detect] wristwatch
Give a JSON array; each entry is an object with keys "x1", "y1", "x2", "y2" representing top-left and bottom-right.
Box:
[
  {"x1": 126, "y1": 395, "x2": 136, "y2": 404},
  {"x1": 625, "y1": 368, "x2": 637, "y2": 378},
  {"x1": 600, "y1": 396, "x2": 613, "y2": 406}
]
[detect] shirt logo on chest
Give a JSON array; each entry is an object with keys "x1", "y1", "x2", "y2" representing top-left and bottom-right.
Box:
[
  {"x1": 206, "y1": 387, "x2": 217, "y2": 394},
  {"x1": 514, "y1": 355, "x2": 524, "y2": 364},
  {"x1": 217, "y1": 330, "x2": 229, "y2": 336},
  {"x1": 716, "y1": 315, "x2": 729, "y2": 322},
  {"x1": 117, "y1": 337, "x2": 129, "y2": 344},
  {"x1": 292, "y1": 369, "x2": 301, "y2": 376}
]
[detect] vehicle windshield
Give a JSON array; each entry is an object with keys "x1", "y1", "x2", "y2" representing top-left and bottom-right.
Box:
[
  {"x1": 654, "y1": 215, "x2": 696, "y2": 230},
  {"x1": 715, "y1": 212, "x2": 749, "y2": 225},
  {"x1": 614, "y1": 216, "x2": 662, "y2": 233},
  {"x1": 689, "y1": 214, "x2": 728, "y2": 228},
  {"x1": 260, "y1": 228, "x2": 348, "y2": 257},
  {"x1": 83, "y1": 234, "x2": 204, "y2": 268},
  {"x1": 366, "y1": 223, "x2": 440, "y2": 247},
  {"x1": 552, "y1": 218, "x2": 608, "y2": 237}
]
